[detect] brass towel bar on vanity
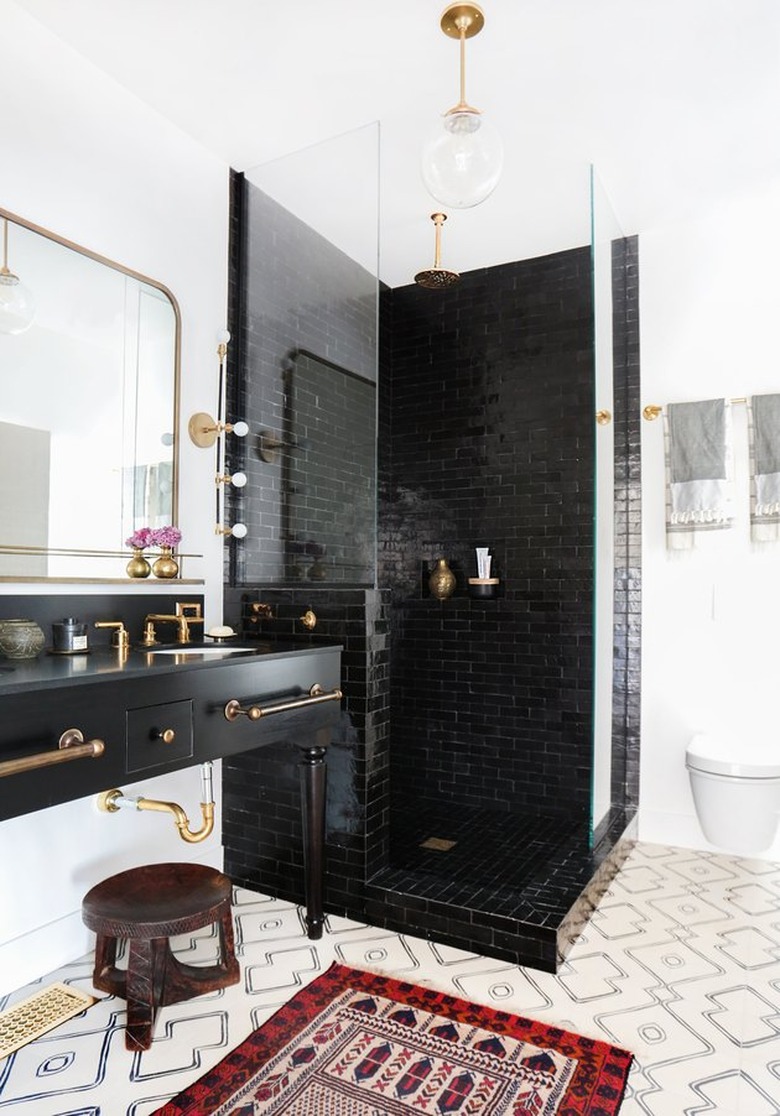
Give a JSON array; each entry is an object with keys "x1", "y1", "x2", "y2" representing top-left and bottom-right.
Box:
[
  {"x1": 224, "y1": 683, "x2": 343, "y2": 722},
  {"x1": 0, "y1": 728, "x2": 105, "y2": 778}
]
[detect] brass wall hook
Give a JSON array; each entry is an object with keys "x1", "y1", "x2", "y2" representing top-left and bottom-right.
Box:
[{"x1": 299, "y1": 609, "x2": 317, "y2": 631}]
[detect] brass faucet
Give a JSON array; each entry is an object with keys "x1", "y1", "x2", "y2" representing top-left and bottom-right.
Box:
[
  {"x1": 94, "y1": 621, "x2": 129, "y2": 653},
  {"x1": 142, "y1": 613, "x2": 191, "y2": 645}
]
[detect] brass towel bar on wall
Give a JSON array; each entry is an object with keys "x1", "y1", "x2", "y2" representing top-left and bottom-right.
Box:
[
  {"x1": 643, "y1": 397, "x2": 747, "y2": 421},
  {"x1": 0, "y1": 728, "x2": 105, "y2": 778},
  {"x1": 224, "y1": 683, "x2": 343, "y2": 722}
]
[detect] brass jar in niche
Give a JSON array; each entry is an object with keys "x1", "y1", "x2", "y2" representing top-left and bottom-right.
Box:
[{"x1": 428, "y1": 558, "x2": 456, "y2": 599}]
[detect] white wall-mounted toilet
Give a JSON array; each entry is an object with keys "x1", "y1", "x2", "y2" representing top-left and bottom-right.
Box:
[{"x1": 686, "y1": 734, "x2": 780, "y2": 854}]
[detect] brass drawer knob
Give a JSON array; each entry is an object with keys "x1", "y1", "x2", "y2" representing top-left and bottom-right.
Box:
[{"x1": 156, "y1": 728, "x2": 176, "y2": 744}]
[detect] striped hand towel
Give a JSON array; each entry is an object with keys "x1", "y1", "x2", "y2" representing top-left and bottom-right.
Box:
[
  {"x1": 748, "y1": 393, "x2": 780, "y2": 542},
  {"x1": 665, "y1": 398, "x2": 734, "y2": 550}
]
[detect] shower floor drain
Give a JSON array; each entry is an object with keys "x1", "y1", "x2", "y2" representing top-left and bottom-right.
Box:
[
  {"x1": 419, "y1": 837, "x2": 457, "y2": 851},
  {"x1": 0, "y1": 982, "x2": 96, "y2": 1059}
]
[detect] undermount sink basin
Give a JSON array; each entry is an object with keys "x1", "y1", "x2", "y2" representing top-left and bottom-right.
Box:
[{"x1": 145, "y1": 645, "x2": 256, "y2": 656}]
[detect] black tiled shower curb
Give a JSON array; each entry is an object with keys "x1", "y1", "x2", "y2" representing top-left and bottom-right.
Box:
[{"x1": 365, "y1": 813, "x2": 637, "y2": 972}]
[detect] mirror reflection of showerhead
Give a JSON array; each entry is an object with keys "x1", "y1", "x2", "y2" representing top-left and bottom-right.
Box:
[{"x1": 414, "y1": 212, "x2": 460, "y2": 289}]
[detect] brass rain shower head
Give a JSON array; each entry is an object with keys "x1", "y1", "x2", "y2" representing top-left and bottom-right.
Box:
[{"x1": 414, "y1": 212, "x2": 460, "y2": 289}]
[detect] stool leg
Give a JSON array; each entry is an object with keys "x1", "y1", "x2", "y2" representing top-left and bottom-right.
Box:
[
  {"x1": 218, "y1": 910, "x2": 241, "y2": 985},
  {"x1": 125, "y1": 937, "x2": 167, "y2": 1051},
  {"x1": 92, "y1": 934, "x2": 120, "y2": 994}
]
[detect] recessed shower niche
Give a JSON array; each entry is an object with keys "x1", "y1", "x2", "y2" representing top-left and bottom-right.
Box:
[{"x1": 223, "y1": 128, "x2": 640, "y2": 971}]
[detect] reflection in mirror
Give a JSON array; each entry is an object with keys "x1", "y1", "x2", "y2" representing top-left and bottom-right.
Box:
[{"x1": 0, "y1": 209, "x2": 179, "y2": 579}]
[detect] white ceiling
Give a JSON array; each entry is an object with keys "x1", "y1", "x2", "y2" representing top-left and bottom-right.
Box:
[{"x1": 14, "y1": 0, "x2": 780, "y2": 286}]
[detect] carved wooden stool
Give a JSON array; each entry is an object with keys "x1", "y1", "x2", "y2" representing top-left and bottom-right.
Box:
[{"x1": 82, "y1": 862, "x2": 240, "y2": 1051}]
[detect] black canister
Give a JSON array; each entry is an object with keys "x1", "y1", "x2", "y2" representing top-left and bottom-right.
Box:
[{"x1": 52, "y1": 617, "x2": 89, "y2": 654}]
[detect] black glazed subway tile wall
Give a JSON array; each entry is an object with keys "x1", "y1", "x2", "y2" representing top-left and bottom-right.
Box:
[
  {"x1": 611, "y1": 236, "x2": 641, "y2": 815},
  {"x1": 380, "y1": 249, "x2": 595, "y2": 816},
  {"x1": 222, "y1": 586, "x2": 390, "y2": 922}
]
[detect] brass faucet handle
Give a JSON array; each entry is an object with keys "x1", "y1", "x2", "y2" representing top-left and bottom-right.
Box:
[
  {"x1": 141, "y1": 620, "x2": 157, "y2": 646},
  {"x1": 176, "y1": 602, "x2": 203, "y2": 620},
  {"x1": 94, "y1": 621, "x2": 129, "y2": 652}
]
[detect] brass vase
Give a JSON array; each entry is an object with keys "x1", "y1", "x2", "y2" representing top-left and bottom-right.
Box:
[
  {"x1": 152, "y1": 546, "x2": 179, "y2": 579},
  {"x1": 428, "y1": 557, "x2": 456, "y2": 599},
  {"x1": 126, "y1": 548, "x2": 152, "y2": 579}
]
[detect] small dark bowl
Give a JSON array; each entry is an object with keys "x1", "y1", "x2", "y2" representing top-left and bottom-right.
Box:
[{"x1": 468, "y1": 578, "x2": 499, "y2": 599}]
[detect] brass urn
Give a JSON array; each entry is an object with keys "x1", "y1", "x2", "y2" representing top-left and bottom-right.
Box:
[
  {"x1": 152, "y1": 546, "x2": 179, "y2": 579},
  {"x1": 126, "y1": 548, "x2": 151, "y2": 579},
  {"x1": 428, "y1": 558, "x2": 456, "y2": 599}
]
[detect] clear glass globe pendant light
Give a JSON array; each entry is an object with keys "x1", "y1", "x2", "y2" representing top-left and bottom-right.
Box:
[
  {"x1": 0, "y1": 218, "x2": 35, "y2": 335},
  {"x1": 421, "y1": 3, "x2": 503, "y2": 209}
]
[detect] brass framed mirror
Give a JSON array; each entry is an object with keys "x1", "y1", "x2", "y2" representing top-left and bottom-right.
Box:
[{"x1": 0, "y1": 207, "x2": 180, "y2": 581}]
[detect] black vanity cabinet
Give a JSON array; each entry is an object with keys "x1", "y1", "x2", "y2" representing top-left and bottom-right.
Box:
[{"x1": 0, "y1": 644, "x2": 341, "y2": 937}]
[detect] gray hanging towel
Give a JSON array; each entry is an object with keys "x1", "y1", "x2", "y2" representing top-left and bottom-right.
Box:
[
  {"x1": 748, "y1": 393, "x2": 780, "y2": 542},
  {"x1": 664, "y1": 398, "x2": 734, "y2": 550}
]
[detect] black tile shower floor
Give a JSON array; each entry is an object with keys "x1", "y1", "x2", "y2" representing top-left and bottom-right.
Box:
[{"x1": 376, "y1": 798, "x2": 592, "y2": 922}]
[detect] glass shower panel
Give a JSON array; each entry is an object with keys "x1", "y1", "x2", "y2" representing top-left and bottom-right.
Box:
[
  {"x1": 232, "y1": 123, "x2": 380, "y2": 587},
  {"x1": 590, "y1": 166, "x2": 624, "y2": 843}
]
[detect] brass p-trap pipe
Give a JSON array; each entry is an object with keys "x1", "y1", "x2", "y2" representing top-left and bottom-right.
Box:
[{"x1": 97, "y1": 761, "x2": 215, "y2": 844}]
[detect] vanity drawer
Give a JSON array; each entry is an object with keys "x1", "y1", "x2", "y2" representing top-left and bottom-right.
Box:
[{"x1": 126, "y1": 699, "x2": 194, "y2": 773}]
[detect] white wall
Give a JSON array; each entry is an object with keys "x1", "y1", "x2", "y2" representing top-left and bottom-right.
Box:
[
  {"x1": 0, "y1": 1, "x2": 229, "y2": 993},
  {"x1": 639, "y1": 175, "x2": 780, "y2": 859}
]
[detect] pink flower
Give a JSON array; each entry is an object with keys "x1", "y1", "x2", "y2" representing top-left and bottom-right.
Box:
[
  {"x1": 125, "y1": 527, "x2": 154, "y2": 549},
  {"x1": 151, "y1": 525, "x2": 182, "y2": 549}
]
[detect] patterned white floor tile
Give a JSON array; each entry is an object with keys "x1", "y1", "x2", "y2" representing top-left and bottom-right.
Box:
[
  {"x1": 713, "y1": 924, "x2": 780, "y2": 971},
  {"x1": 3, "y1": 841, "x2": 780, "y2": 1113},
  {"x1": 726, "y1": 883, "x2": 780, "y2": 918},
  {"x1": 332, "y1": 931, "x2": 422, "y2": 974},
  {"x1": 555, "y1": 951, "x2": 631, "y2": 1003},
  {"x1": 588, "y1": 900, "x2": 653, "y2": 942}
]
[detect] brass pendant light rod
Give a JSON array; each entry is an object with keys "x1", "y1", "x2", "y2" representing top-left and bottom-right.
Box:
[
  {"x1": 1, "y1": 218, "x2": 12, "y2": 278},
  {"x1": 440, "y1": 2, "x2": 484, "y2": 114}
]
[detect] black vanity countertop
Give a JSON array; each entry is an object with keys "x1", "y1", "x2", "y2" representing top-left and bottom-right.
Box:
[{"x1": 0, "y1": 641, "x2": 342, "y2": 696}]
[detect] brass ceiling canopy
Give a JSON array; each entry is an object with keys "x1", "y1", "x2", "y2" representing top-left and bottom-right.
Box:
[
  {"x1": 440, "y1": 3, "x2": 485, "y2": 43},
  {"x1": 414, "y1": 213, "x2": 461, "y2": 289}
]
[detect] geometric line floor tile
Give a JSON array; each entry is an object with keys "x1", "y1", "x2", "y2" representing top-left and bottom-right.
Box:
[{"x1": 2, "y1": 841, "x2": 780, "y2": 1116}]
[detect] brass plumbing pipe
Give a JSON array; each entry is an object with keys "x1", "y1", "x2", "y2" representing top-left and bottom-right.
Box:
[{"x1": 97, "y1": 762, "x2": 215, "y2": 844}]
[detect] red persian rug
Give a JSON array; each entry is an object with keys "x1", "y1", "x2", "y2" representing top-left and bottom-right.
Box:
[{"x1": 154, "y1": 963, "x2": 632, "y2": 1115}]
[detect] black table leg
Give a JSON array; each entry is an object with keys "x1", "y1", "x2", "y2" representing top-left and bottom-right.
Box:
[{"x1": 299, "y1": 742, "x2": 327, "y2": 939}]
